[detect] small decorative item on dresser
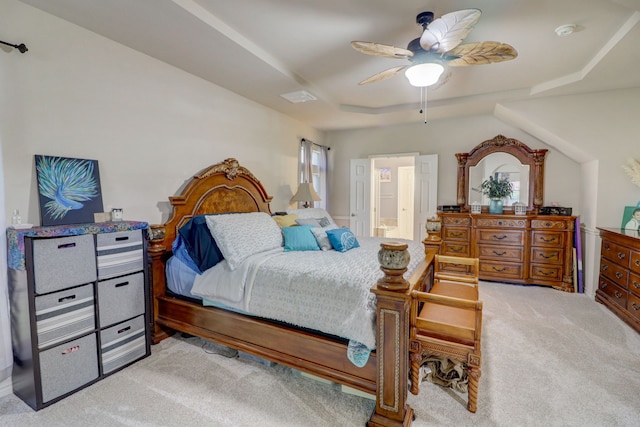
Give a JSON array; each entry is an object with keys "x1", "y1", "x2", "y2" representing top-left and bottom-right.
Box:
[
  {"x1": 540, "y1": 206, "x2": 572, "y2": 216},
  {"x1": 111, "y1": 208, "x2": 123, "y2": 221},
  {"x1": 471, "y1": 201, "x2": 481, "y2": 214},
  {"x1": 514, "y1": 202, "x2": 527, "y2": 215}
]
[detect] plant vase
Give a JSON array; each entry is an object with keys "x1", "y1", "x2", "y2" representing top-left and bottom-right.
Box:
[{"x1": 489, "y1": 198, "x2": 504, "y2": 214}]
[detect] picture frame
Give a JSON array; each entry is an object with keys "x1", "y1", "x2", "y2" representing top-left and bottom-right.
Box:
[
  {"x1": 35, "y1": 155, "x2": 105, "y2": 226},
  {"x1": 621, "y1": 205, "x2": 640, "y2": 235},
  {"x1": 379, "y1": 167, "x2": 391, "y2": 183}
]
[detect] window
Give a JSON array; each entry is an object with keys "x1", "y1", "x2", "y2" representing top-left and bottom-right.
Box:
[{"x1": 299, "y1": 139, "x2": 328, "y2": 210}]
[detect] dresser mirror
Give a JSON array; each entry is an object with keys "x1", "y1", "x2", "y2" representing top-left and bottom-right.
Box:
[{"x1": 455, "y1": 135, "x2": 548, "y2": 213}]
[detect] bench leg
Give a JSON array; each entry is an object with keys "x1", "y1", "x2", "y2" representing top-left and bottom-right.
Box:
[{"x1": 467, "y1": 365, "x2": 481, "y2": 413}]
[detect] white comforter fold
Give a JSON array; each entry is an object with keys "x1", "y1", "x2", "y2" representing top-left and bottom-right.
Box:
[{"x1": 191, "y1": 237, "x2": 424, "y2": 350}]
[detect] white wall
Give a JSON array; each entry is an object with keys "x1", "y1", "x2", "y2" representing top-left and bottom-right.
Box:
[{"x1": 1, "y1": 0, "x2": 322, "y2": 226}]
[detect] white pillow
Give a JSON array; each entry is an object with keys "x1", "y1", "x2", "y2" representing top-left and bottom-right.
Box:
[
  {"x1": 311, "y1": 225, "x2": 338, "y2": 251},
  {"x1": 205, "y1": 212, "x2": 283, "y2": 270},
  {"x1": 286, "y1": 208, "x2": 337, "y2": 227}
]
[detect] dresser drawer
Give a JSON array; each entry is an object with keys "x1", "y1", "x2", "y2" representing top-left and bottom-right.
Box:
[
  {"x1": 31, "y1": 235, "x2": 97, "y2": 294},
  {"x1": 598, "y1": 276, "x2": 627, "y2": 309},
  {"x1": 479, "y1": 261, "x2": 523, "y2": 279},
  {"x1": 599, "y1": 258, "x2": 628, "y2": 287},
  {"x1": 35, "y1": 283, "x2": 96, "y2": 349},
  {"x1": 631, "y1": 250, "x2": 640, "y2": 274},
  {"x1": 600, "y1": 240, "x2": 630, "y2": 268},
  {"x1": 530, "y1": 264, "x2": 563, "y2": 282},
  {"x1": 443, "y1": 227, "x2": 469, "y2": 241},
  {"x1": 531, "y1": 248, "x2": 562, "y2": 265},
  {"x1": 96, "y1": 230, "x2": 144, "y2": 280},
  {"x1": 98, "y1": 272, "x2": 145, "y2": 327},
  {"x1": 100, "y1": 314, "x2": 147, "y2": 374},
  {"x1": 630, "y1": 272, "x2": 640, "y2": 296},
  {"x1": 478, "y1": 245, "x2": 524, "y2": 262},
  {"x1": 628, "y1": 293, "x2": 640, "y2": 321},
  {"x1": 442, "y1": 216, "x2": 470, "y2": 226},
  {"x1": 39, "y1": 333, "x2": 99, "y2": 403},
  {"x1": 531, "y1": 231, "x2": 564, "y2": 248},
  {"x1": 441, "y1": 242, "x2": 470, "y2": 257},
  {"x1": 477, "y1": 229, "x2": 524, "y2": 246}
]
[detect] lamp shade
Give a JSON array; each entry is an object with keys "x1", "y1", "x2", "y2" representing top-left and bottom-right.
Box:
[
  {"x1": 404, "y1": 63, "x2": 445, "y2": 87},
  {"x1": 291, "y1": 182, "x2": 321, "y2": 207}
]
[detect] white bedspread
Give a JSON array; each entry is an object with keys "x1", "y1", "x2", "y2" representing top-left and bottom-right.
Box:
[{"x1": 190, "y1": 237, "x2": 424, "y2": 350}]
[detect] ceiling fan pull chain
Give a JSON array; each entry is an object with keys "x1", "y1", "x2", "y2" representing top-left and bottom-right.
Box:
[{"x1": 423, "y1": 87, "x2": 428, "y2": 124}]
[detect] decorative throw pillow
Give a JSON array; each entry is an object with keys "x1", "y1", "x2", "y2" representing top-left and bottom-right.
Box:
[
  {"x1": 171, "y1": 234, "x2": 203, "y2": 274},
  {"x1": 317, "y1": 216, "x2": 332, "y2": 228},
  {"x1": 282, "y1": 225, "x2": 320, "y2": 251},
  {"x1": 310, "y1": 225, "x2": 338, "y2": 251},
  {"x1": 273, "y1": 214, "x2": 298, "y2": 228},
  {"x1": 205, "y1": 212, "x2": 283, "y2": 270},
  {"x1": 326, "y1": 227, "x2": 360, "y2": 253},
  {"x1": 295, "y1": 218, "x2": 322, "y2": 227}
]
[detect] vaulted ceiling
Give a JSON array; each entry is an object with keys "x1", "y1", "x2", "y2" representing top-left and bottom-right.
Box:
[{"x1": 19, "y1": 0, "x2": 640, "y2": 130}]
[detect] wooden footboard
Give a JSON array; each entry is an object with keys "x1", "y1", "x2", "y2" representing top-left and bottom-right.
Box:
[{"x1": 146, "y1": 158, "x2": 436, "y2": 426}]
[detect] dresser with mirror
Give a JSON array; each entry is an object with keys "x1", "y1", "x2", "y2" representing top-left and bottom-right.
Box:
[{"x1": 438, "y1": 135, "x2": 576, "y2": 292}]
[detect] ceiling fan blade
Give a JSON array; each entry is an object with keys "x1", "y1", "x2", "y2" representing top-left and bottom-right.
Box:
[
  {"x1": 446, "y1": 42, "x2": 518, "y2": 66},
  {"x1": 420, "y1": 9, "x2": 481, "y2": 53},
  {"x1": 358, "y1": 66, "x2": 407, "y2": 85},
  {"x1": 351, "y1": 41, "x2": 413, "y2": 59},
  {"x1": 429, "y1": 70, "x2": 452, "y2": 91}
]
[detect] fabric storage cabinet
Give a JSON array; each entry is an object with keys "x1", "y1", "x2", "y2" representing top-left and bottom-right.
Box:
[{"x1": 7, "y1": 221, "x2": 149, "y2": 411}]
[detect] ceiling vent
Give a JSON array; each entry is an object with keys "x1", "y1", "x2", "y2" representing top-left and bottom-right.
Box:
[{"x1": 280, "y1": 90, "x2": 317, "y2": 104}]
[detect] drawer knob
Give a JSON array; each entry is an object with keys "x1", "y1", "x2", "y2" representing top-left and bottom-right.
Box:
[
  {"x1": 57, "y1": 242, "x2": 76, "y2": 249},
  {"x1": 451, "y1": 232, "x2": 463, "y2": 237},
  {"x1": 601, "y1": 265, "x2": 608, "y2": 271},
  {"x1": 118, "y1": 326, "x2": 132, "y2": 334},
  {"x1": 492, "y1": 250, "x2": 506, "y2": 256},
  {"x1": 491, "y1": 266, "x2": 507, "y2": 272},
  {"x1": 632, "y1": 302, "x2": 640, "y2": 311},
  {"x1": 617, "y1": 252, "x2": 626, "y2": 260},
  {"x1": 614, "y1": 291, "x2": 623, "y2": 299},
  {"x1": 539, "y1": 253, "x2": 554, "y2": 259},
  {"x1": 115, "y1": 236, "x2": 130, "y2": 241},
  {"x1": 540, "y1": 237, "x2": 556, "y2": 243},
  {"x1": 115, "y1": 281, "x2": 130, "y2": 288},
  {"x1": 492, "y1": 235, "x2": 508, "y2": 240},
  {"x1": 615, "y1": 272, "x2": 623, "y2": 279},
  {"x1": 600, "y1": 281, "x2": 608, "y2": 289},
  {"x1": 632, "y1": 281, "x2": 639, "y2": 289},
  {"x1": 536, "y1": 269, "x2": 554, "y2": 276},
  {"x1": 635, "y1": 259, "x2": 640, "y2": 267},
  {"x1": 450, "y1": 246, "x2": 464, "y2": 253}
]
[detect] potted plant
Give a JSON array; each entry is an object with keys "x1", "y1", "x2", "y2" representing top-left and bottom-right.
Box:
[{"x1": 481, "y1": 176, "x2": 513, "y2": 214}]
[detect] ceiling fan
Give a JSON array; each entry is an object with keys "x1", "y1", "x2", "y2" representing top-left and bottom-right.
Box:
[{"x1": 351, "y1": 9, "x2": 517, "y2": 87}]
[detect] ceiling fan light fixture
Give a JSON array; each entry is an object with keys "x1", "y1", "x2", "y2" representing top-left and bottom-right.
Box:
[{"x1": 404, "y1": 63, "x2": 445, "y2": 87}]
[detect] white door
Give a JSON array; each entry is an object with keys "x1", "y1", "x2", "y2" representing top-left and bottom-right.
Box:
[
  {"x1": 394, "y1": 166, "x2": 414, "y2": 239},
  {"x1": 414, "y1": 154, "x2": 438, "y2": 241},
  {"x1": 349, "y1": 159, "x2": 371, "y2": 237}
]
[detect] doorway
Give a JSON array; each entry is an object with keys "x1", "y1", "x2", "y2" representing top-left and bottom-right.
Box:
[{"x1": 350, "y1": 153, "x2": 437, "y2": 241}]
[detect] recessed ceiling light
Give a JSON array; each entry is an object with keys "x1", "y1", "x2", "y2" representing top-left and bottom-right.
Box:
[
  {"x1": 280, "y1": 90, "x2": 317, "y2": 104},
  {"x1": 555, "y1": 24, "x2": 576, "y2": 37}
]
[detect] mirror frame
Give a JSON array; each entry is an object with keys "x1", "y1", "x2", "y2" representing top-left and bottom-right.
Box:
[{"x1": 456, "y1": 135, "x2": 548, "y2": 213}]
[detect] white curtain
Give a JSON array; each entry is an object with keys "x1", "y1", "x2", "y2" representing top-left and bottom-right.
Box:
[
  {"x1": 0, "y1": 139, "x2": 10, "y2": 383},
  {"x1": 300, "y1": 139, "x2": 328, "y2": 210}
]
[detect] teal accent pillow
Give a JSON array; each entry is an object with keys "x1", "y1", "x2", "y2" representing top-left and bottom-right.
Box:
[
  {"x1": 283, "y1": 225, "x2": 320, "y2": 251},
  {"x1": 326, "y1": 227, "x2": 360, "y2": 252}
]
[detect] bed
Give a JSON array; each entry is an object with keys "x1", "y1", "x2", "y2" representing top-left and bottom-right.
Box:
[{"x1": 147, "y1": 158, "x2": 436, "y2": 426}]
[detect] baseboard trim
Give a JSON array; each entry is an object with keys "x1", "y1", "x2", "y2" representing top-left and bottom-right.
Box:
[{"x1": 0, "y1": 377, "x2": 12, "y2": 398}]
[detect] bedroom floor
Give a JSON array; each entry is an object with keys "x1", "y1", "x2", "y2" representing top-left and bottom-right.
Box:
[{"x1": 1, "y1": 281, "x2": 639, "y2": 427}]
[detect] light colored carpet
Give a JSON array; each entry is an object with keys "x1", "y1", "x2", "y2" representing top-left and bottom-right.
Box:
[{"x1": 1, "y1": 281, "x2": 639, "y2": 426}]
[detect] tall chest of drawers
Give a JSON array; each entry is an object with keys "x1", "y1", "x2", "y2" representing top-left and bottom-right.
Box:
[
  {"x1": 596, "y1": 228, "x2": 640, "y2": 333},
  {"x1": 439, "y1": 212, "x2": 575, "y2": 291},
  {"x1": 7, "y1": 221, "x2": 150, "y2": 410}
]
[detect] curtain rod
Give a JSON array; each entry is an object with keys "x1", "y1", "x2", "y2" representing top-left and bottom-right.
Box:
[{"x1": 300, "y1": 138, "x2": 330, "y2": 150}]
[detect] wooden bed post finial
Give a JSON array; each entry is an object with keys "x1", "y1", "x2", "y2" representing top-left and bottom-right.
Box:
[{"x1": 377, "y1": 242, "x2": 410, "y2": 291}]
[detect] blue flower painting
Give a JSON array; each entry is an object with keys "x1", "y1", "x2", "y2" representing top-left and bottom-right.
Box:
[{"x1": 35, "y1": 155, "x2": 104, "y2": 226}]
